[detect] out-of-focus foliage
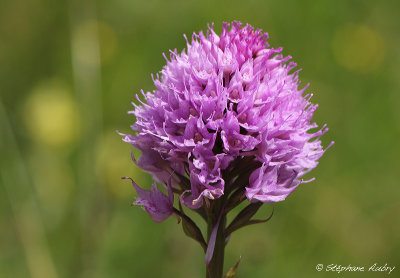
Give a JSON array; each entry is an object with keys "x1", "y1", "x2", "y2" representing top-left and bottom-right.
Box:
[{"x1": 1, "y1": 0, "x2": 399, "y2": 277}]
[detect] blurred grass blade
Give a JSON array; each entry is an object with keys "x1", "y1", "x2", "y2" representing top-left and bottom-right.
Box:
[{"x1": 0, "y1": 100, "x2": 59, "y2": 278}]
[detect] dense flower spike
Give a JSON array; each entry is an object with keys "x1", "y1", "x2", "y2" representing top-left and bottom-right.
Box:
[{"x1": 122, "y1": 21, "x2": 332, "y2": 220}]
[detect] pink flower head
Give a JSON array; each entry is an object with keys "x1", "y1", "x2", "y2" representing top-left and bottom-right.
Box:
[{"x1": 121, "y1": 21, "x2": 333, "y2": 214}]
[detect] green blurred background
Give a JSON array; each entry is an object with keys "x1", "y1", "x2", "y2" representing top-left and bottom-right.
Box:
[{"x1": 1, "y1": 0, "x2": 399, "y2": 277}]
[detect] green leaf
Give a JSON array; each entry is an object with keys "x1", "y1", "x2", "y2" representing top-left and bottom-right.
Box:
[
  {"x1": 247, "y1": 207, "x2": 274, "y2": 225},
  {"x1": 224, "y1": 203, "x2": 274, "y2": 237},
  {"x1": 224, "y1": 202, "x2": 263, "y2": 237},
  {"x1": 177, "y1": 204, "x2": 207, "y2": 252}
]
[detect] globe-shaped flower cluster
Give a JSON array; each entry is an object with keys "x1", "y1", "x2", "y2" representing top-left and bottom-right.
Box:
[{"x1": 121, "y1": 22, "x2": 332, "y2": 222}]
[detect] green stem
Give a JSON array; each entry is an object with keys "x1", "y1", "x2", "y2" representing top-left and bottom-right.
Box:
[{"x1": 206, "y1": 202, "x2": 226, "y2": 278}]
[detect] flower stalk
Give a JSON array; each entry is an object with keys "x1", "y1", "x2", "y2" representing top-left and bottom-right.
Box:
[
  {"x1": 206, "y1": 199, "x2": 226, "y2": 278},
  {"x1": 206, "y1": 214, "x2": 226, "y2": 278}
]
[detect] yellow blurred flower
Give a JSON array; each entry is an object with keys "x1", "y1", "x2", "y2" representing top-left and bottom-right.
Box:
[
  {"x1": 332, "y1": 23, "x2": 385, "y2": 73},
  {"x1": 23, "y1": 79, "x2": 79, "y2": 147}
]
